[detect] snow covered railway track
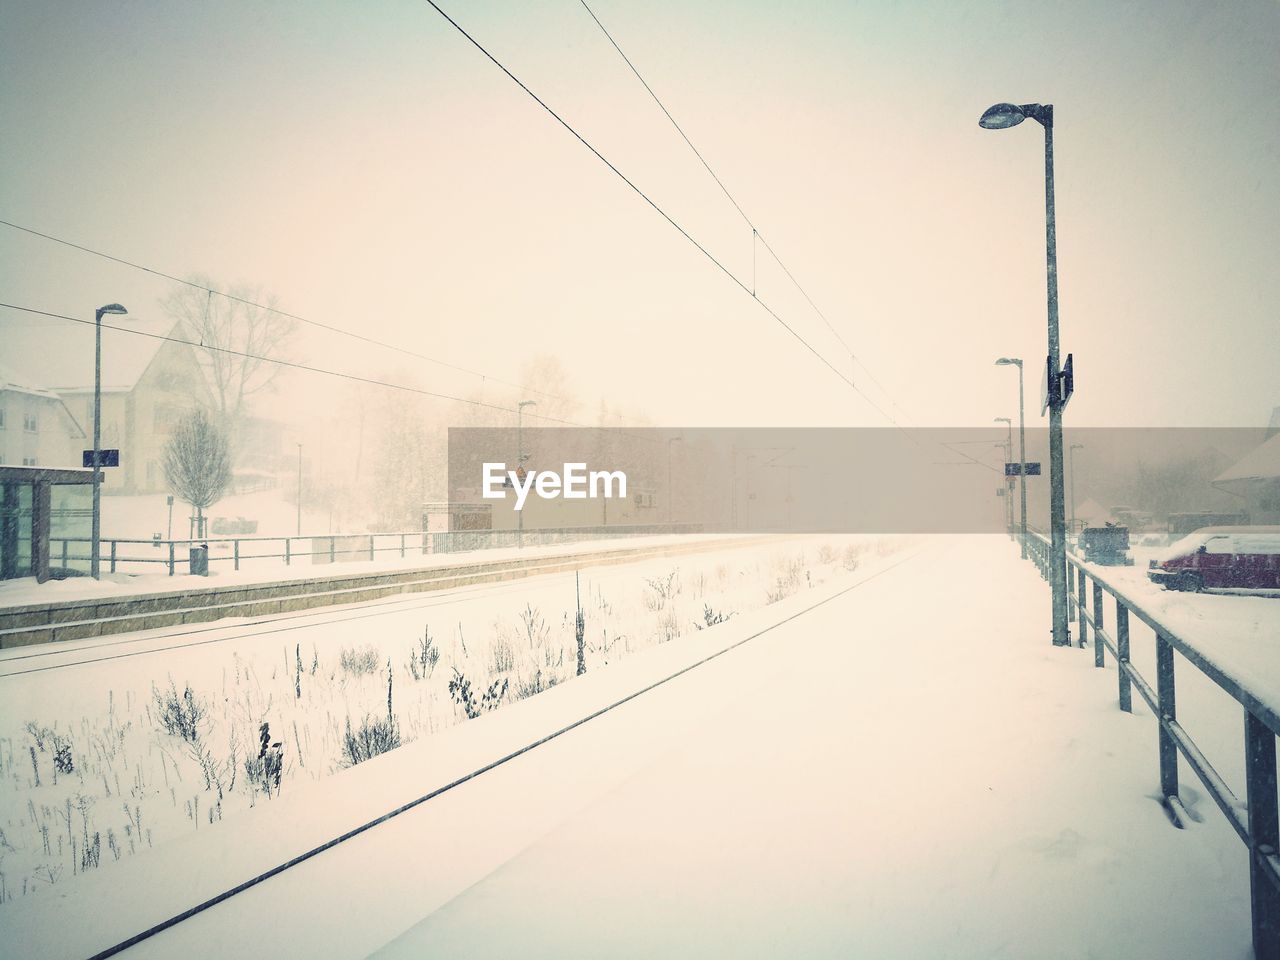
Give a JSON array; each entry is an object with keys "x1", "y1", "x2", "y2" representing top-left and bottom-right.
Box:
[
  {"x1": 0, "y1": 536, "x2": 769, "y2": 650},
  {"x1": 54, "y1": 550, "x2": 918, "y2": 960}
]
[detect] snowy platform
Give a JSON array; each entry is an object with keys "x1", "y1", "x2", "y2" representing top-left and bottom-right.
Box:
[{"x1": 0, "y1": 536, "x2": 1258, "y2": 959}]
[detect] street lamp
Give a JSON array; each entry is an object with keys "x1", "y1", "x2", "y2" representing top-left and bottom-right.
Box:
[
  {"x1": 296, "y1": 443, "x2": 303, "y2": 536},
  {"x1": 90, "y1": 302, "x2": 128, "y2": 579},
  {"x1": 666, "y1": 435, "x2": 683, "y2": 525},
  {"x1": 1069, "y1": 442, "x2": 1084, "y2": 536},
  {"x1": 995, "y1": 358, "x2": 1028, "y2": 559},
  {"x1": 516, "y1": 400, "x2": 536, "y2": 547},
  {"x1": 983, "y1": 100, "x2": 1070, "y2": 647},
  {"x1": 995, "y1": 417, "x2": 1013, "y2": 536}
]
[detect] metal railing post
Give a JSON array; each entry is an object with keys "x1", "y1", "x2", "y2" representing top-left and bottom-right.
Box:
[
  {"x1": 370, "y1": 535, "x2": 375, "y2": 562},
  {"x1": 1244, "y1": 708, "x2": 1280, "y2": 960},
  {"x1": 1155, "y1": 633, "x2": 1180, "y2": 815},
  {"x1": 61, "y1": 540, "x2": 69, "y2": 570},
  {"x1": 1092, "y1": 580, "x2": 1105, "y2": 667},
  {"x1": 1115, "y1": 604, "x2": 1132, "y2": 713},
  {"x1": 1068, "y1": 562, "x2": 1077, "y2": 622},
  {"x1": 234, "y1": 539, "x2": 240, "y2": 571},
  {"x1": 400, "y1": 533, "x2": 406, "y2": 558},
  {"x1": 1077, "y1": 569, "x2": 1089, "y2": 650},
  {"x1": 168, "y1": 541, "x2": 175, "y2": 576},
  {"x1": 329, "y1": 536, "x2": 336, "y2": 563},
  {"x1": 285, "y1": 537, "x2": 291, "y2": 566},
  {"x1": 110, "y1": 540, "x2": 117, "y2": 573}
]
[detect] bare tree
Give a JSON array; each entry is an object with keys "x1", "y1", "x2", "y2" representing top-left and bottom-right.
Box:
[
  {"x1": 162, "y1": 279, "x2": 296, "y2": 445},
  {"x1": 163, "y1": 408, "x2": 231, "y2": 539}
]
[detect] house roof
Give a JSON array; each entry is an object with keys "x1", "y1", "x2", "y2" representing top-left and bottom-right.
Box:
[
  {"x1": 0, "y1": 316, "x2": 180, "y2": 393},
  {"x1": 1215, "y1": 432, "x2": 1280, "y2": 484},
  {"x1": 0, "y1": 362, "x2": 87, "y2": 438},
  {"x1": 0, "y1": 361, "x2": 62, "y2": 400}
]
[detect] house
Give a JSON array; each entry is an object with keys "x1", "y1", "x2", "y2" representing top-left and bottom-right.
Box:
[
  {"x1": 0, "y1": 363, "x2": 86, "y2": 469},
  {"x1": 1, "y1": 317, "x2": 211, "y2": 493},
  {"x1": 1213, "y1": 418, "x2": 1280, "y2": 524}
]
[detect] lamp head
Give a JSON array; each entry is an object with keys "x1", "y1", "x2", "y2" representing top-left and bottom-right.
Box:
[
  {"x1": 994, "y1": 357, "x2": 1022, "y2": 368},
  {"x1": 979, "y1": 103, "x2": 1026, "y2": 129},
  {"x1": 97, "y1": 303, "x2": 128, "y2": 317},
  {"x1": 518, "y1": 400, "x2": 538, "y2": 409}
]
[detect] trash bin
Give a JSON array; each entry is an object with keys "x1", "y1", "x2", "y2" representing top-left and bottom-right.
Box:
[{"x1": 189, "y1": 543, "x2": 209, "y2": 576}]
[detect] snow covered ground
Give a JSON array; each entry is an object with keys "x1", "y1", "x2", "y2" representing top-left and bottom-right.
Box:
[
  {"x1": 1, "y1": 534, "x2": 1271, "y2": 959},
  {"x1": 0, "y1": 535, "x2": 881, "y2": 907},
  {"x1": 0, "y1": 531, "x2": 744, "y2": 610}
]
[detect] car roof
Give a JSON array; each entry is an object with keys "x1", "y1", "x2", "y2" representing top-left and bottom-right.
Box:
[{"x1": 1190, "y1": 526, "x2": 1280, "y2": 534}]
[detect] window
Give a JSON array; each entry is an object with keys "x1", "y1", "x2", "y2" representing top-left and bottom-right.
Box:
[
  {"x1": 1204, "y1": 536, "x2": 1233, "y2": 554},
  {"x1": 22, "y1": 457, "x2": 36, "y2": 466},
  {"x1": 23, "y1": 410, "x2": 37, "y2": 433},
  {"x1": 0, "y1": 407, "x2": 6, "y2": 429},
  {"x1": 153, "y1": 403, "x2": 181, "y2": 433}
]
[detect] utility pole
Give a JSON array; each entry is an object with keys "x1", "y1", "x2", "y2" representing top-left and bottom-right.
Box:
[
  {"x1": 666, "y1": 435, "x2": 682, "y2": 525},
  {"x1": 296, "y1": 443, "x2": 303, "y2": 536},
  {"x1": 981, "y1": 101, "x2": 1070, "y2": 646},
  {"x1": 1070, "y1": 442, "x2": 1084, "y2": 535},
  {"x1": 517, "y1": 400, "x2": 536, "y2": 547},
  {"x1": 90, "y1": 303, "x2": 127, "y2": 579},
  {"x1": 995, "y1": 417, "x2": 1013, "y2": 536}
]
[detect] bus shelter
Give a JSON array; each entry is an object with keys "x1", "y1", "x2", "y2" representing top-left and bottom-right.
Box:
[{"x1": 0, "y1": 465, "x2": 96, "y2": 583}]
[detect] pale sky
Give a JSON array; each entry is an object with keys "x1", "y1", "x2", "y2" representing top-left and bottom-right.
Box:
[{"x1": 2, "y1": 0, "x2": 1277, "y2": 433}]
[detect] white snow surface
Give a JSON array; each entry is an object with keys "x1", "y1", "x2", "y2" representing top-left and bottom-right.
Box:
[
  {"x1": 1, "y1": 535, "x2": 1270, "y2": 959},
  {"x1": 0, "y1": 531, "x2": 742, "y2": 610}
]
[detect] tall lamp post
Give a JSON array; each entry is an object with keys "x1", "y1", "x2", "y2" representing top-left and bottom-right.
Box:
[
  {"x1": 994, "y1": 417, "x2": 1013, "y2": 536},
  {"x1": 1069, "y1": 442, "x2": 1084, "y2": 536},
  {"x1": 90, "y1": 303, "x2": 128, "y2": 579},
  {"x1": 982, "y1": 101, "x2": 1070, "y2": 647},
  {"x1": 296, "y1": 444, "x2": 303, "y2": 536},
  {"x1": 516, "y1": 400, "x2": 536, "y2": 547},
  {"x1": 995, "y1": 358, "x2": 1028, "y2": 559},
  {"x1": 666, "y1": 435, "x2": 682, "y2": 525}
]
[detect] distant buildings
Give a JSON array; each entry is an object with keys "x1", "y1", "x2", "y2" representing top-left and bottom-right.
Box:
[
  {"x1": 0, "y1": 364, "x2": 85, "y2": 469},
  {"x1": 1, "y1": 319, "x2": 285, "y2": 495}
]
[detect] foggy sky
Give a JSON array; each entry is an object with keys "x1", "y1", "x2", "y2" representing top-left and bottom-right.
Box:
[{"x1": 2, "y1": 0, "x2": 1276, "y2": 435}]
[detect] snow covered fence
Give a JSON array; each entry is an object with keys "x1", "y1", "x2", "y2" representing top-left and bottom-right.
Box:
[
  {"x1": 48, "y1": 522, "x2": 705, "y2": 577},
  {"x1": 1025, "y1": 531, "x2": 1280, "y2": 960}
]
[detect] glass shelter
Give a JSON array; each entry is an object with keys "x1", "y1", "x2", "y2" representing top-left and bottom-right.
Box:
[{"x1": 0, "y1": 466, "x2": 95, "y2": 582}]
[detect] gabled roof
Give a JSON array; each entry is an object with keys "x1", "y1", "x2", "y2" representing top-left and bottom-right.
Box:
[
  {"x1": 1215, "y1": 432, "x2": 1280, "y2": 484},
  {"x1": 0, "y1": 316, "x2": 180, "y2": 393},
  {"x1": 0, "y1": 362, "x2": 86, "y2": 438},
  {"x1": 0, "y1": 361, "x2": 62, "y2": 400}
]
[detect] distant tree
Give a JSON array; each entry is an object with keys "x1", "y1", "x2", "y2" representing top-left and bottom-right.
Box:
[
  {"x1": 162, "y1": 278, "x2": 297, "y2": 449},
  {"x1": 163, "y1": 408, "x2": 231, "y2": 539}
]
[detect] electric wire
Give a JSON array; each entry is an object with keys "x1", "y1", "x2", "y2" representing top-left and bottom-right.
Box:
[
  {"x1": 0, "y1": 218, "x2": 639, "y2": 424},
  {"x1": 419, "y1": 0, "x2": 899, "y2": 426},
  {"x1": 575, "y1": 0, "x2": 910, "y2": 420}
]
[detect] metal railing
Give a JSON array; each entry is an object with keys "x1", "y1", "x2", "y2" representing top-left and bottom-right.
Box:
[
  {"x1": 1023, "y1": 530, "x2": 1279, "y2": 959},
  {"x1": 49, "y1": 522, "x2": 705, "y2": 577}
]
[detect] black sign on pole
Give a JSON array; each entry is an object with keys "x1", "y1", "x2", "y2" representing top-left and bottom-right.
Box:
[
  {"x1": 1005, "y1": 462, "x2": 1042, "y2": 477},
  {"x1": 83, "y1": 449, "x2": 120, "y2": 468},
  {"x1": 1060, "y1": 353, "x2": 1074, "y2": 410}
]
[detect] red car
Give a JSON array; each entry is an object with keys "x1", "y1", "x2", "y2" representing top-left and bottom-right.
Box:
[{"x1": 1148, "y1": 526, "x2": 1280, "y2": 593}]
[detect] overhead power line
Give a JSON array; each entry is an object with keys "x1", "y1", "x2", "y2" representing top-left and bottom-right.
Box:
[
  {"x1": 576, "y1": 0, "x2": 909, "y2": 419},
  {"x1": 0, "y1": 300, "x2": 645, "y2": 435},
  {"x1": 0, "y1": 218, "x2": 634, "y2": 424},
  {"x1": 420, "y1": 0, "x2": 899, "y2": 428}
]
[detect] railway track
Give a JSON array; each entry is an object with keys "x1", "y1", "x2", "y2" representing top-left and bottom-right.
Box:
[
  {"x1": 0, "y1": 535, "x2": 771, "y2": 649},
  {"x1": 0, "y1": 540, "x2": 755, "y2": 677},
  {"x1": 52, "y1": 548, "x2": 919, "y2": 960}
]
